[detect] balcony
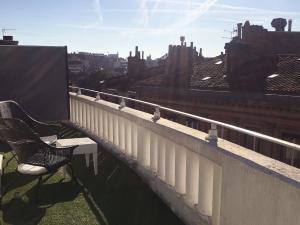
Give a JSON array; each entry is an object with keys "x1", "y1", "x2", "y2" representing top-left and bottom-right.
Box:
[
  {"x1": 68, "y1": 87, "x2": 300, "y2": 225},
  {"x1": 2, "y1": 87, "x2": 300, "y2": 225}
]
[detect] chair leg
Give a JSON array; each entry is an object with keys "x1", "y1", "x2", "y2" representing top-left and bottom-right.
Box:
[
  {"x1": 35, "y1": 176, "x2": 42, "y2": 203},
  {"x1": 68, "y1": 163, "x2": 77, "y2": 183}
]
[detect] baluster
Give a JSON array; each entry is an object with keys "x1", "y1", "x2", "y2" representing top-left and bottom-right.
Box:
[
  {"x1": 108, "y1": 113, "x2": 113, "y2": 143},
  {"x1": 69, "y1": 98, "x2": 73, "y2": 122},
  {"x1": 212, "y1": 165, "x2": 222, "y2": 225},
  {"x1": 150, "y1": 133, "x2": 158, "y2": 172},
  {"x1": 94, "y1": 107, "x2": 99, "y2": 135},
  {"x1": 197, "y1": 156, "x2": 214, "y2": 216},
  {"x1": 165, "y1": 140, "x2": 175, "y2": 187},
  {"x1": 103, "y1": 111, "x2": 108, "y2": 140},
  {"x1": 75, "y1": 99, "x2": 79, "y2": 123},
  {"x1": 89, "y1": 104, "x2": 94, "y2": 132},
  {"x1": 119, "y1": 116, "x2": 125, "y2": 151},
  {"x1": 131, "y1": 124, "x2": 138, "y2": 158},
  {"x1": 78, "y1": 101, "x2": 83, "y2": 126},
  {"x1": 113, "y1": 114, "x2": 119, "y2": 146},
  {"x1": 175, "y1": 145, "x2": 186, "y2": 195},
  {"x1": 185, "y1": 151, "x2": 199, "y2": 205},
  {"x1": 125, "y1": 119, "x2": 132, "y2": 156},
  {"x1": 82, "y1": 102, "x2": 87, "y2": 128},
  {"x1": 157, "y1": 137, "x2": 166, "y2": 180}
]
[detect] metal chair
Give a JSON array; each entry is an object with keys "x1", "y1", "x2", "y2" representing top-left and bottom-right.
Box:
[
  {"x1": 0, "y1": 100, "x2": 61, "y2": 166},
  {"x1": 0, "y1": 100, "x2": 60, "y2": 137},
  {"x1": 0, "y1": 118, "x2": 77, "y2": 202}
]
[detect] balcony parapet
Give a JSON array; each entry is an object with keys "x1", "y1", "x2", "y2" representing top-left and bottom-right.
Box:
[{"x1": 69, "y1": 89, "x2": 300, "y2": 225}]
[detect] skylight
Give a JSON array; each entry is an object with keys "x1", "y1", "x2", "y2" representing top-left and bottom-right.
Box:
[
  {"x1": 202, "y1": 76, "x2": 211, "y2": 80},
  {"x1": 215, "y1": 61, "x2": 223, "y2": 65},
  {"x1": 268, "y1": 74, "x2": 279, "y2": 78}
]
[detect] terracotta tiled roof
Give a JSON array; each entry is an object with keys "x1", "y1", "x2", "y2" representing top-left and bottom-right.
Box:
[
  {"x1": 190, "y1": 57, "x2": 228, "y2": 89},
  {"x1": 134, "y1": 55, "x2": 300, "y2": 94},
  {"x1": 266, "y1": 56, "x2": 300, "y2": 93}
]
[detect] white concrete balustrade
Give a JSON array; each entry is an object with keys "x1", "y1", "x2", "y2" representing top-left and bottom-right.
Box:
[{"x1": 69, "y1": 92, "x2": 300, "y2": 225}]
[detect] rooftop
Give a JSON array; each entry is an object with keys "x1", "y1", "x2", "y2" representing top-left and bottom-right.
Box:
[{"x1": 0, "y1": 124, "x2": 184, "y2": 225}]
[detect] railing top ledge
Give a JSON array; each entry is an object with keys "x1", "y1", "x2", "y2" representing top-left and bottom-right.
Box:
[{"x1": 69, "y1": 86, "x2": 300, "y2": 152}]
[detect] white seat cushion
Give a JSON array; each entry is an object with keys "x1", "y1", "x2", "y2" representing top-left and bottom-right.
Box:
[
  {"x1": 18, "y1": 163, "x2": 48, "y2": 175},
  {"x1": 40, "y1": 135, "x2": 57, "y2": 145}
]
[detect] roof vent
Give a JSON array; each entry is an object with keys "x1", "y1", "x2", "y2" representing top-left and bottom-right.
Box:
[
  {"x1": 202, "y1": 76, "x2": 211, "y2": 81},
  {"x1": 268, "y1": 74, "x2": 279, "y2": 78}
]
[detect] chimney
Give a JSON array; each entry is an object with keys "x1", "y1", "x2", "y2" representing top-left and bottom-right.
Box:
[
  {"x1": 0, "y1": 35, "x2": 18, "y2": 45},
  {"x1": 288, "y1": 19, "x2": 292, "y2": 32},
  {"x1": 135, "y1": 46, "x2": 138, "y2": 56},
  {"x1": 221, "y1": 51, "x2": 224, "y2": 61},
  {"x1": 271, "y1": 18, "x2": 287, "y2": 31},
  {"x1": 180, "y1": 36, "x2": 185, "y2": 46},
  {"x1": 3, "y1": 36, "x2": 13, "y2": 41},
  {"x1": 199, "y1": 48, "x2": 203, "y2": 57},
  {"x1": 190, "y1": 42, "x2": 193, "y2": 48},
  {"x1": 237, "y1": 23, "x2": 242, "y2": 39},
  {"x1": 142, "y1": 51, "x2": 144, "y2": 59},
  {"x1": 129, "y1": 51, "x2": 132, "y2": 57}
]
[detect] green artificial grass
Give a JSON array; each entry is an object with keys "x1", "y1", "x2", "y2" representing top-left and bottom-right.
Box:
[{"x1": 0, "y1": 125, "x2": 185, "y2": 225}]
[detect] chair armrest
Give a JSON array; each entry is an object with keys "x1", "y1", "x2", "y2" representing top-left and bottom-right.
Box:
[{"x1": 31, "y1": 122, "x2": 61, "y2": 137}]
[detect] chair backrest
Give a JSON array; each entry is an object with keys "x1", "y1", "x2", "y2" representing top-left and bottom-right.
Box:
[
  {"x1": 0, "y1": 118, "x2": 42, "y2": 162},
  {"x1": 0, "y1": 101, "x2": 34, "y2": 127}
]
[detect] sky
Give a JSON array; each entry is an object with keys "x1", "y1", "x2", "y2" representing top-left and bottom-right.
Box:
[{"x1": 1, "y1": 0, "x2": 300, "y2": 58}]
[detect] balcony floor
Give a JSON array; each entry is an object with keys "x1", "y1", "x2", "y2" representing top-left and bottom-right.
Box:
[{"x1": 0, "y1": 125, "x2": 185, "y2": 225}]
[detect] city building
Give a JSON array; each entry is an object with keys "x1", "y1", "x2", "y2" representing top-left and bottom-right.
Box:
[
  {"x1": 68, "y1": 52, "x2": 127, "y2": 74},
  {"x1": 104, "y1": 18, "x2": 300, "y2": 167}
]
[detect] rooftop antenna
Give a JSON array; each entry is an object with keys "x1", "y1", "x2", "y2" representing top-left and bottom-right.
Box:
[
  {"x1": 2, "y1": 28, "x2": 16, "y2": 36},
  {"x1": 223, "y1": 28, "x2": 237, "y2": 40}
]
